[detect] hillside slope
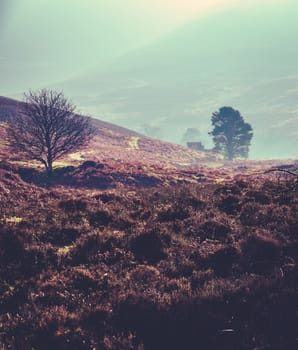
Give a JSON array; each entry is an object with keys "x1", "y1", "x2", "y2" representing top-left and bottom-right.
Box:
[
  {"x1": 0, "y1": 96, "x2": 140, "y2": 137},
  {"x1": 0, "y1": 96, "x2": 221, "y2": 169}
]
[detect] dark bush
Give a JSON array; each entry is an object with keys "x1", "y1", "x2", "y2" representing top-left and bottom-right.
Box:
[
  {"x1": 200, "y1": 221, "x2": 231, "y2": 241},
  {"x1": 241, "y1": 234, "x2": 281, "y2": 274},
  {"x1": 218, "y1": 195, "x2": 241, "y2": 215},
  {"x1": 89, "y1": 210, "x2": 113, "y2": 227},
  {"x1": 80, "y1": 160, "x2": 104, "y2": 170},
  {"x1": 134, "y1": 174, "x2": 162, "y2": 188},
  {"x1": 53, "y1": 165, "x2": 76, "y2": 176},
  {"x1": 71, "y1": 269, "x2": 98, "y2": 293},
  {"x1": 93, "y1": 193, "x2": 120, "y2": 204},
  {"x1": 130, "y1": 232, "x2": 167, "y2": 264},
  {"x1": 58, "y1": 199, "x2": 87, "y2": 212},
  {"x1": 213, "y1": 185, "x2": 241, "y2": 196},
  {"x1": 45, "y1": 227, "x2": 81, "y2": 246},
  {"x1": 31, "y1": 326, "x2": 92, "y2": 350},
  {"x1": 208, "y1": 246, "x2": 239, "y2": 276},
  {"x1": 70, "y1": 233, "x2": 103, "y2": 264},
  {"x1": 283, "y1": 241, "x2": 298, "y2": 260},
  {"x1": 245, "y1": 190, "x2": 270, "y2": 204},
  {"x1": 0, "y1": 228, "x2": 25, "y2": 263},
  {"x1": 115, "y1": 295, "x2": 162, "y2": 348},
  {"x1": 239, "y1": 202, "x2": 268, "y2": 227},
  {"x1": 22, "y1": 245, "x2": 57, "y2": 276},
  {"x1": 158, "y1": 205, "x2": 190, "y2": 222}
]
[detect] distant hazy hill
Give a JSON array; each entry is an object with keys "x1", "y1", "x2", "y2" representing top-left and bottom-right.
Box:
[
  {"x1": 0, "y1": 96, "x2": 221, "y2": 167},
  {"x1": 62, "y1": 2, "x2": 298, "y2": 159}
]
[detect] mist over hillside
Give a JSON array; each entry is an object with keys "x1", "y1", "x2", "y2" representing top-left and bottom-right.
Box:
[{"x1": 61, "y1": 2, "x2": 298, "y2": 159}]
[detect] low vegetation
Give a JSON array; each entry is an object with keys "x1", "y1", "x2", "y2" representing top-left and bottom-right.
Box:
[{"x1": 0, "y1": 160, "x2": 297, "y2": 349}]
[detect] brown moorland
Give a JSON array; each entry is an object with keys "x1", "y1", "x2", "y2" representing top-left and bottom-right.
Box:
[{"x1": 0, "y1": 96, "x2": 298, "y2": 349}]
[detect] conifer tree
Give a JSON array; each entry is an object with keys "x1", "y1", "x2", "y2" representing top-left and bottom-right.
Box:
[{"x1": 209, "y1": 107, "x2": 253, "y2": 160}]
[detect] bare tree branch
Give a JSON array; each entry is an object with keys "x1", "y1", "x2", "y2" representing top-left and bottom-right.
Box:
[
  {"x1": 264, "y1": 168, "x2": 298, "y2": 177},
  {"x1": 8, "y1": 89, "x2": 93, "y2": 175}
]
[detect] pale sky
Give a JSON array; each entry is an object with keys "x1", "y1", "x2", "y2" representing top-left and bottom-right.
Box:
[
  {"x1": 1, "y1": 0, "x2": 238, "y2": 49},
  {"x1": 1, "y1": 0, "x2": 297, "y2": 158},
  {"x1": 0, "y1": 0, "x2": 285, "y2": 94}
]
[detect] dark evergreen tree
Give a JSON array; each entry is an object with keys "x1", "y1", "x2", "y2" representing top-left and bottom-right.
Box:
[{"x1": 209, "y1": 107, "x2": 253, "y2": 160}]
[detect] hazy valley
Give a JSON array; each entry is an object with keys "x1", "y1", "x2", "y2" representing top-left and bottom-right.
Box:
[{"x1": 58, "y1": 3, "x2": 298, "y2": 159}]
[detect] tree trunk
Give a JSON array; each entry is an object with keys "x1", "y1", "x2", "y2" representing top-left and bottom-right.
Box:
[
  {"x1": 226, "y1": 142, "x2": 234, "y2": 160},
  {"x1": 47, "y1": 162, "x2": 53, "y2": 177},
  {"x1": 47, "y1": 153, "x2": 53, "y2": 177}
]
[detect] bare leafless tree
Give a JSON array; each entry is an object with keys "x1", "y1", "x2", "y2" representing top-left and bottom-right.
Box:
[{"x1": 9, "y1": 89, "x2": 93, "y2": 175}]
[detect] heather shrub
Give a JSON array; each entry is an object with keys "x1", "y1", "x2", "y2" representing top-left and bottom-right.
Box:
[
  {"x1": 234, "y1": 180, "x2": 248, "y2": 189},
  {"x1": 99, "y1": 333, "x2": 145, "y2": 350},
  {"x1": 69, "y1": 233, "x2": 103, "y2": 264},
  {"x1": 30, "y1": 307, "x2": 90, "y2": 350},
  {"x1": 114, "y1": 294, "x2": 162, "y2": 348},
  {"x1": 265, "y1": 204, "x2": 295, "y2": 232},
  {"x1": 100, "y1": 233, "x2": 125, "y2": 252},
  {"x1": 113, "y1": 215, "x2": 134, "y2": 230},
  {"x1": 245, "y1": 190, "x2": 270, "y2": 204},
  {"x1": 275, "y1": 193, "x2": 296, "y2": 205},
  {"x1": 130, "y1": 232, "x2": 168, "y2": 264},
  {"x1": 93, "y1": 193, "x2": 123, "y2": 204},
  {"x1": 173, "y1": 259, "x2": 196, "y2": 278},
  {"x1": 240, "y1": 234, "x2": 281, "y2": 274},
  {"x1": 154, "y1": 185, "x2": 205, "y2": 208},
  {"x1": 45, "y1": 227, "x2": 81, "y2": 246},
  {"x1": 22, "y1": 244, "x2": 57, "y2": 276},
  {"x1": 239, "y1": 202, "x2": 269, "y2": 226},
  {"x1": 199, "y1": 221, "x2": 231, "y2": 241},
  {"x1": 208, "y1": 246, "x2": 239, "y2": 276},
  {"x1": 89, "y1": 210, "x2": 113, "y2": 227},
  {"x1": 0, "y1": 279, "x2": 29, "y2": 314},
  {"x1": 0, "y1": 228, "x2": 25, "y2": 263},
  {"x1": 81, "y1": 306, "x2": 111, "y2": 333},
  {"x1": 213, "y1": 184, "x2": 242, "y2": 196},
  {"x1": 58, "y1": 199, "x2": 87, "y2": 212},
  {"x1": 183, "y1": 214, "x2": 204, "y2": 236},
  {"x1": 114, "y1": 290, "x2": 240, "y2": 350},
  {"x1": 283, "y1": 241, "x2": 298, "y2": 260},
  {"x1": 130, "y1": 265, "x2": 160, "y2": 286},
  {"x1": 217, "y1": 195, "x2": 242, "y2": 215},
  {"x1": 70, "y1": 268, "x2": 99, "y2": 293},
  {"x1": 80, "y1": 160, "x2": 98, "y2": 169},
  {"x1": 157, "y1": 204, "x2": 190, "y2": 222},
  {"x1": 0, "y1": 228, "x2": 56, "y2": 279},
  {"x1": 190, "y1": 270, "x2": 214, "y2": 290},
  {"x1": 167, "y1": 186, "x2": 206, "y2": 210},
  {"x1": 189, "y1": 198, "x2": 206, "y2": 210},
  {"x1": 133, "y1": 173, "x2": 162, "y2": 187}
]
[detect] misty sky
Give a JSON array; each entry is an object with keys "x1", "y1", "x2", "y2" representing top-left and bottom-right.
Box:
[
  {"x1": 0, "y1": 0, "x2": 269, "y2": 94},
  {"x1": 1, "y1": 0, "x2": 297, "y2": 159}
]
